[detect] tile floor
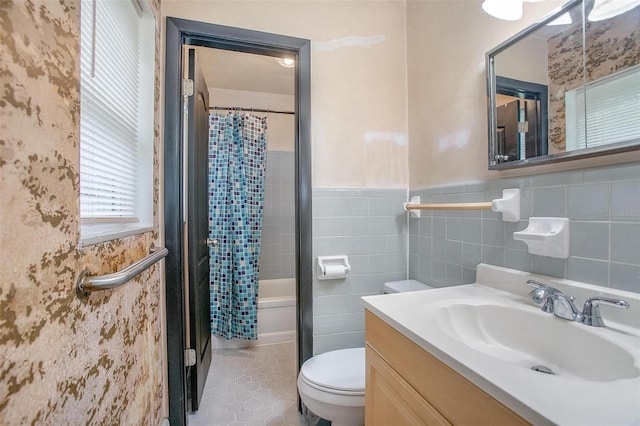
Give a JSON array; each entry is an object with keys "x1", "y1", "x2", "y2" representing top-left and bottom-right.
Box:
[{"x1": 188, "y1": 342, "x2": 315, "y2": 426}]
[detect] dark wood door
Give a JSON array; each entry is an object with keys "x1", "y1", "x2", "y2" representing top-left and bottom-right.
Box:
[
  {"x1": 186, "y1": 47, "x2": 212, "y2": 412},
  {"x1": 496, "y1": 99, "x2": 520, "y2": 163},
  {"x1": 524, "y1": 99, "x2": 540, "y2": 159}
]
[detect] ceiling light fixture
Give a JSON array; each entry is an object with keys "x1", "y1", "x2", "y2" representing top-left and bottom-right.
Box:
[
  {"x1": 547, "y1": 11, "x2": 573, "y2": 25},
  {"x1": 588, "y1": 0, "x2": 640, "y2": 21},
  {"x1": 482, "y1": 0, "x2": 524, "y2": 21},
  {"x1": 483, "y1": 0, "x2": 640, "y2": 22},
  {"x1": 275, "y1": 57, "x2": 295, "y2": 68}
]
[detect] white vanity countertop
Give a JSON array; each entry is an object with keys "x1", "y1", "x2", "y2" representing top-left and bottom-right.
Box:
[{"x1": 362, "y1": 264, "x2": 640, "y2": 426}]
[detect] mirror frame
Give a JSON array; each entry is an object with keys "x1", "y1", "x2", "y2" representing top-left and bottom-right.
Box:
[{"x1": 486, "y1": 0, "x2": 640, "y2": 170}]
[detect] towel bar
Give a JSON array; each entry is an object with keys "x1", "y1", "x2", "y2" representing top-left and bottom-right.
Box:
[
  {"x1": 404, "y1": 202, "x2": 493, "y2": 211},
  {"x1": 403, "y1": 188, "x2": 520, "y2": 222}
]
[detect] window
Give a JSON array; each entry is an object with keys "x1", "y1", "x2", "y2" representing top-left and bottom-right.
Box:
[
  {"x1": 80, "y1": 0, "x2": 155, "y2": 246},
  {"x1": 566, "y1": 65, "x2": 640, "y2": 151}
]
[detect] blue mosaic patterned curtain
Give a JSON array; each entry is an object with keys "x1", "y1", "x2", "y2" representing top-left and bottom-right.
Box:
[{"x1": 208, "y1": 113, "x2": 267, "y2": 340}]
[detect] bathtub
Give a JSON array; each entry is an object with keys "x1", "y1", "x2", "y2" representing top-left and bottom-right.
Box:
[{"x1": 211, "y1": 277, "x2": 296, "y2": 349}]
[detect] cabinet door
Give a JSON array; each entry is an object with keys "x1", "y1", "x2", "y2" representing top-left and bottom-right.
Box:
[
  {"x1": 366, "y1": 311, "x2": 529, "y2": 426},
  {"x1": 366, "y1": 346, "x2": 451, "y2": 426}
]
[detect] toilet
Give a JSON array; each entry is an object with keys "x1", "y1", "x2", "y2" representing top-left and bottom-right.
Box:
[
  {"x1": 297, "y1": 279, "x2": 434, "y2": 425},
  {"x1": 297, "y1": 347, "x2": 365, "y2": 426}
]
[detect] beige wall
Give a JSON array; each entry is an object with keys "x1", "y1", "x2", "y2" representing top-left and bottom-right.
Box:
[
  {"x1": 167, "y1": 0, "x2": 635, "y2": 191},
  {"x1": 163, "y1": 0, "x2": 409, "y2": 189},
  {"x1": 495, "y1": 35, "x2": 549, "y2": 86},
  {"x1": 405, "y1": 0, "x2": 639, "y2": 189},
  {"x1": 406, "y1": 0, "x2": 568, "y2": 189},
  {"x1": 0, "y1": 0, "x2": 165, "y2": 423}
]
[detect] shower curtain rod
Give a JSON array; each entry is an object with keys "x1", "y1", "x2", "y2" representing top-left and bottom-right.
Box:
[{"x1": 209, "y1": 106, "x2": 295, "y2": 115}]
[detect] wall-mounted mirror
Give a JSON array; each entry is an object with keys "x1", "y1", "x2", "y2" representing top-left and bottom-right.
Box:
[{"x1": 487, "y1": 0, "x2": 640, "y2": 169}]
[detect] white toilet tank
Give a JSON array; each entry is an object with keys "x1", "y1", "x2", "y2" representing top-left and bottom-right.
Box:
[{"x1": 383, "y1": 279, "x2": 433, "y2": 294}]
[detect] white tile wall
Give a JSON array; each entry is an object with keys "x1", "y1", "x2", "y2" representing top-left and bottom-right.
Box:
[
  {"x1": 409, "y1": 162, "x2": 640, "y2": 292},
  {"x1": 310, "y1": 163, "x2": 640, "y2": 356},
  {"x1": 260, "y1": 151, "x2": 295, "y2": 280},
  {"x1": 312, "y1": 188, "x2": 407, "y2": 355}
]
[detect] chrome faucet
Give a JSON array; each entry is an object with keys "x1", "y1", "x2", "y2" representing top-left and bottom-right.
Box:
[
  {"x1": 527, "y1": 280, "x2": 580, "y2": 320},
  {"x1": 527, "y1": 279, "x2": 559, "y2": 309},
  {"x1": 525, "y1": 280, "x2": 630, "y2": 327},
  {"x1": 546, "y1": 292, "x2": 581, "y2": 321},
  {"x1": 578, "y1": 296, "x2": 630, "y2": 327}
]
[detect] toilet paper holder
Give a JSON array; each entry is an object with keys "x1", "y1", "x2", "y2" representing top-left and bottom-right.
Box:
[{"x1": 317, "y1": 255, "x2": 351, "y2": 280}]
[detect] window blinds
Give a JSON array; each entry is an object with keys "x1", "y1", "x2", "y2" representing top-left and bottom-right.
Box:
[
  {"x1": 80, "y1": 0, "x2": 143, "y2": 220},
  {"x1": 566, "y1": 65, "x2": 640, "y2": 151}
]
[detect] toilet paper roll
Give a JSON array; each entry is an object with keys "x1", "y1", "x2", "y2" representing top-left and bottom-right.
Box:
[{"x1": 322, "y1": 265, "x2": 347, "y2": 280}]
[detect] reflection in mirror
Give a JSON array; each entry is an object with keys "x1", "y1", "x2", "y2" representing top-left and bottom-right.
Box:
[
  {"x1": 487, "y1": 0, "x2": 640, "y2": 169},
  {"x1": 582, "y1": 2, "x2": 640, "y2": 152},
  {"x1": 495, "y1": 76, "x2": 550, "y2": 161}
]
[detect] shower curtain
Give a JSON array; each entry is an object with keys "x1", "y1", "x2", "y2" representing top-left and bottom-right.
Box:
[{"x1": 208, "y1": 113, "x2": 268, "y2": 340}]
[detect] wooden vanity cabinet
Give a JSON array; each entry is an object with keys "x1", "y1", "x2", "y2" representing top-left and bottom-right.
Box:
[{"x1": 365, "y1": 310, "x2": 530, "y2": 426}]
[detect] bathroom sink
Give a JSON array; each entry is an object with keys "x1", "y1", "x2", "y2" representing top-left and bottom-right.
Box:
[
  {"x1": 362, "y1": 264, "x2": 640, "y2": 425},
  {"x1": 431, "y1": 303, "x2": 640, "y2": 382}
]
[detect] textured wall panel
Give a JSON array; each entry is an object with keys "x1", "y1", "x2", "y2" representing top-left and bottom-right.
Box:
[{"x1": 0, "y1": 0, "x2": 164, "y2": 423}]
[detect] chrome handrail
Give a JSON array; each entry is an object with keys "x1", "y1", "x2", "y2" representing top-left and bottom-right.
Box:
[{"x1": 75, "y1": 247, "x2": 168, "y2": 300}]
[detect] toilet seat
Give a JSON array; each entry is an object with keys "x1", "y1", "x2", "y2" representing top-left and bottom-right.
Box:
[{"x1": 299, "y1": 348, "x2": 365, "y2": 395}]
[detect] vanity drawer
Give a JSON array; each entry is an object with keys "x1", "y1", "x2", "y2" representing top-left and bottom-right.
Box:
[
  {"x1": 365, "y1": 310, "x2": 529, "y2": 426},
  {"x1": 366, "y1": 345, "x2": 451, "y2": 425}
]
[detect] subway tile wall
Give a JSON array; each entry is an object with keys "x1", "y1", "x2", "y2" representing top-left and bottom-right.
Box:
[
  {"x1": 312, "y1": 188, "x2": 408, "y2": 355},
  {"x1": 408, "y1": 162, "x2": 640, "y2": 293},
  {"x1": 259, "y1": 151, "x2": 295, "y2": 280}
]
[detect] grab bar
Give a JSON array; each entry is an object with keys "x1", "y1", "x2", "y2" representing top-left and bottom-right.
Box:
[{"x1": 75, "y1": 247, "x2": 168, "y2": 300}]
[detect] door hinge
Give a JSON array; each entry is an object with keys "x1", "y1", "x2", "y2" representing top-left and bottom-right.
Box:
[
  {"x1": 183, "y1": 79, "x2": 194, "y2": 97},
  {"x1": 185, "y1": 348, "x2": 196, "y2": 367},
  {"x1": 518, "y1": 121, "x2": 529, "y2": 133}
]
